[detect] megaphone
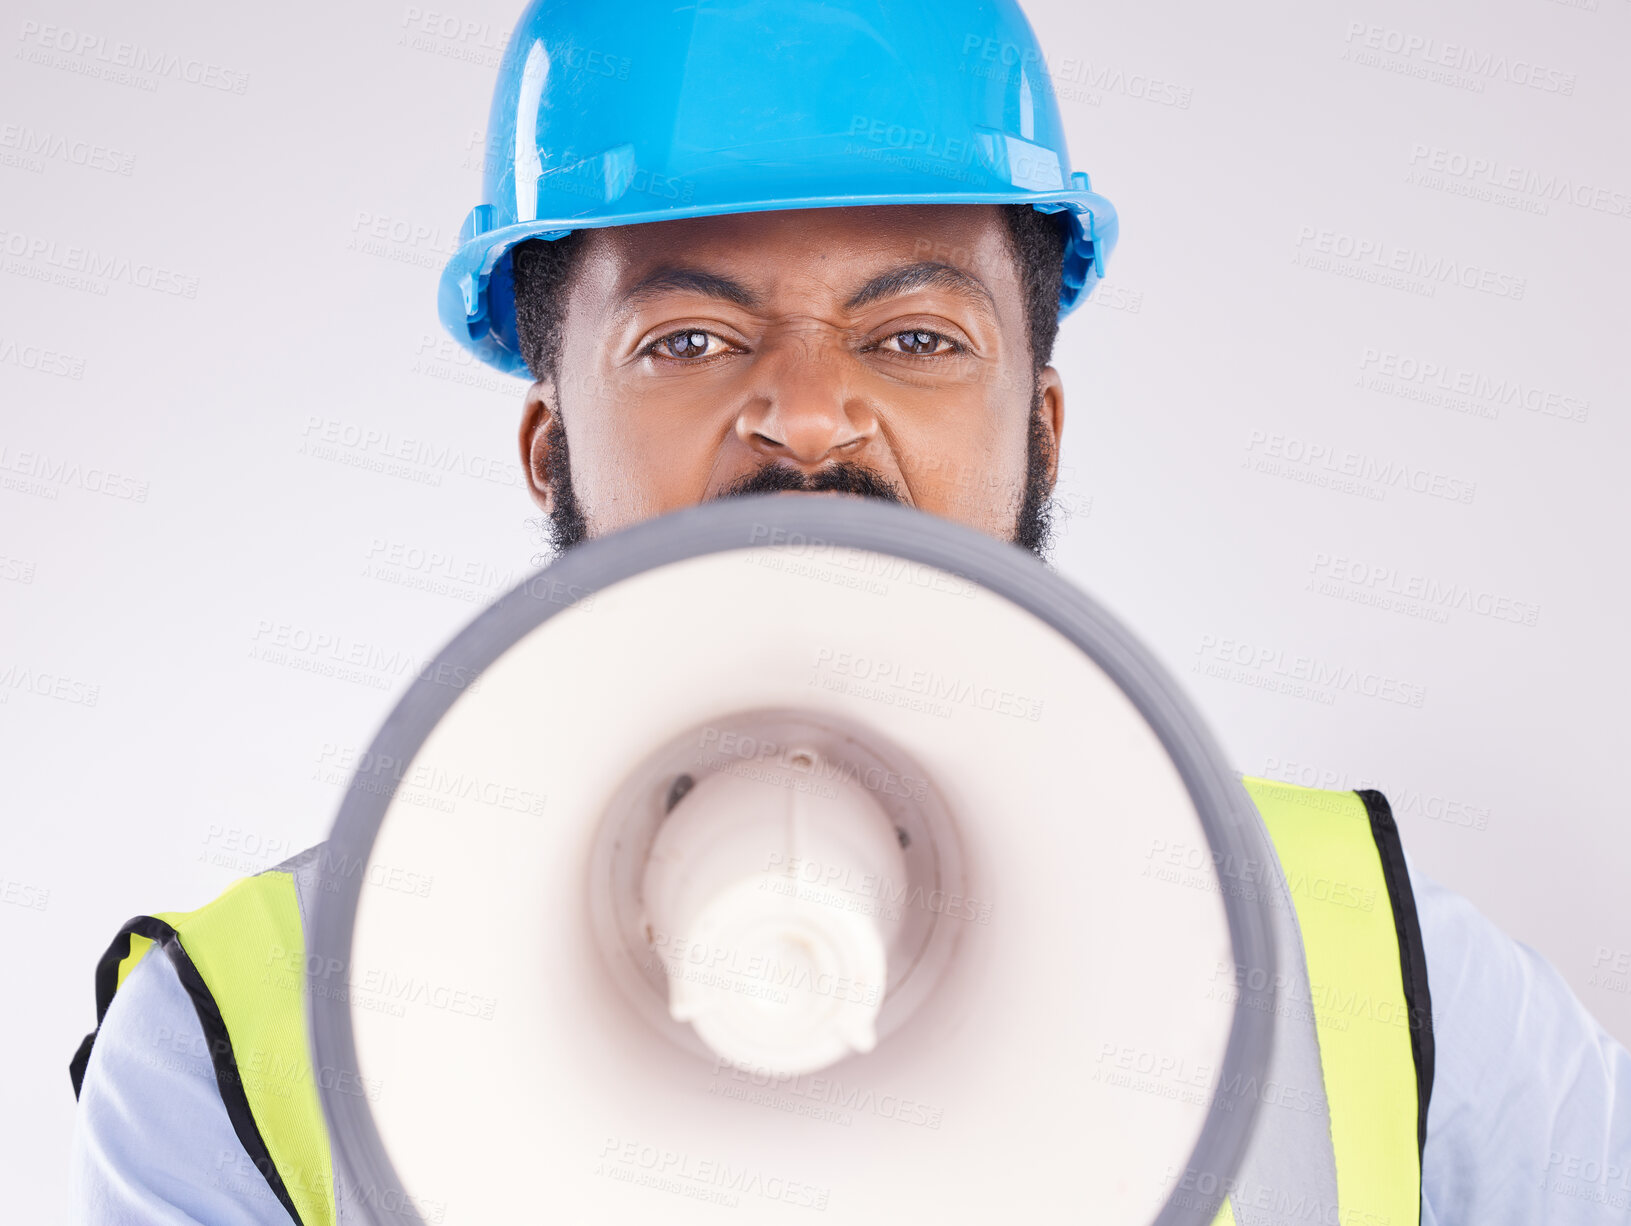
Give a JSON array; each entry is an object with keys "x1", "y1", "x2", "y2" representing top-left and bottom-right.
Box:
[{"x1": 307, "y1": 494, "x2": 1311, "y2": 1224}]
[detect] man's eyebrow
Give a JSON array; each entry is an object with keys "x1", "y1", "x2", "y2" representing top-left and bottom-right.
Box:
[
  {"x1": 620, "y1": 266, "x2": 762, "y2": 310},
  {"x1": 842, "y1": 261, "x2": 996, "y2": 313}
]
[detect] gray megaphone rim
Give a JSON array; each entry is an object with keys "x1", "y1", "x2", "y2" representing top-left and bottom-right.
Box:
[{"x1": 308, "y1": 493, "x2": 1277, "y2": 1225}]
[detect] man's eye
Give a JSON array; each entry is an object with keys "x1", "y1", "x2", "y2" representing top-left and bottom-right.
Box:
[
  {"x1": 884, "y1": 329, "x2": 957, "y2": 357},
  {"x1": 649, "y1": 329, "x2": 724, "y2": 360}
]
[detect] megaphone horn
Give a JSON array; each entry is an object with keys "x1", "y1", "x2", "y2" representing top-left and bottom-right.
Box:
[{"x1": 308, "y1": 494, "x2": 1285, "y2": 1224}]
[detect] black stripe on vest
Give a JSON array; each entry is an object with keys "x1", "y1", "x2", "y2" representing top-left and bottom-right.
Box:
[
  {"x1": 70, "y1": 916, "x2": 307, "y2": 1226},
  {"x1": 1355, "y1": 789, "x2": 1437, "y2": 1171}
]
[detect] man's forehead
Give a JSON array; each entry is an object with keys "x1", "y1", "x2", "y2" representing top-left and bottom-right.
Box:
[{"x1": 583, "y1": 204, "x2": 1019, "y2": 304}]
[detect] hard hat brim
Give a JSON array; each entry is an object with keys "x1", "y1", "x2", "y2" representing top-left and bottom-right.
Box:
[{"x1": 438, "y1": 189, "x2": 1118, "y2": 380}]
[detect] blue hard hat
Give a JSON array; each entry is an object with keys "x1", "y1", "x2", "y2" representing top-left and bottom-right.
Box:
[{"x1": 438, "y1": 0, "x2": 1120, "y2": 378}]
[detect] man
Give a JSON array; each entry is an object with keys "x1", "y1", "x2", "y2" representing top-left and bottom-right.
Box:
[
  {"x1": 69, "y1": 1, "x2": 1630, "y2": 1223},
  {"x1": 508, "y1": 203, "x2": 1067, "y2": 558}
]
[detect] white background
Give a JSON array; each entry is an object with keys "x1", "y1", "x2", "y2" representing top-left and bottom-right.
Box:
[{"x1": 2, "y1": 0, "x2": 1628, "y2": 1219}]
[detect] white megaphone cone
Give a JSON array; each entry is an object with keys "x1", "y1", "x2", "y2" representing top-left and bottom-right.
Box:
[{"x1": 307, "y1": 495, "x2": 1296, "y2": 1226}]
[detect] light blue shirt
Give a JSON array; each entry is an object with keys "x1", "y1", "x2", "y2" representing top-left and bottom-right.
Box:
[{"x1": 70, "y1": 858, "x2": 1631, "y2": 1223}]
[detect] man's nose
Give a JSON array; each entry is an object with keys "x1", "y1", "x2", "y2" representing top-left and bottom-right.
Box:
[{"x1": 734, "y1": 333, "x2": 879, "y2": 467}]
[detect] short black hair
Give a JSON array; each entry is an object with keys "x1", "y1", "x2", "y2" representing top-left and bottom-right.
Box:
[{"x1": 511, "y1": 204, "x2": 1070, "y2": 387}]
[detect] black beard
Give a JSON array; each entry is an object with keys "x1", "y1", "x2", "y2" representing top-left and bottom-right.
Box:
[
  {"x1": 538, "y1": 411, "x2": 590, "y2": 557},
  {"x1": 1013, "y1": 388, "x2": 1057, "y2": 558},
  {"x1": 540, "y1": 393, "x2": 1057, "y2": 561}
]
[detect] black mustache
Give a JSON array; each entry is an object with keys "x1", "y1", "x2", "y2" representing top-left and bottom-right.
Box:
[{"x1": 714, "y1": 461, "x2": 906, "y2": 503}]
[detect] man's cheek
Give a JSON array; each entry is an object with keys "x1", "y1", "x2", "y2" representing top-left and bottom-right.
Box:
[
  {"x1": 579, "y1": 426, "x2": 699, "y2": 529},
  {"x1": 898, "y1": 435, "x2": 1021, "y2": 523}
]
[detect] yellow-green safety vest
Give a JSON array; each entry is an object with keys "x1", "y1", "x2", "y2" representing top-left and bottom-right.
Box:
[{"x1": 69, "y1": 777, "x2": 1433, "y2": 1225}]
